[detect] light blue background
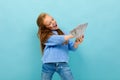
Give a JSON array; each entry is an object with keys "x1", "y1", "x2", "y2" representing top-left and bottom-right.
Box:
[{"x1": 0, "y1": 0, "x2": 120, "y2": 80}]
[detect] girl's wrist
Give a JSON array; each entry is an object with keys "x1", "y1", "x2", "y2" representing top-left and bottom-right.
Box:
[
  {"x1": 64, "y1": 34, "x2": 74, "y2": 41},
  {"x1": 69, "y1": 34, "x2": 74, "y2": 38}
]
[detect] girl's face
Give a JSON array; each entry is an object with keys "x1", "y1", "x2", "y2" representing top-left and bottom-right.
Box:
[{"x1": 43, "y1": 15, "x2": 59, "y2": 30}]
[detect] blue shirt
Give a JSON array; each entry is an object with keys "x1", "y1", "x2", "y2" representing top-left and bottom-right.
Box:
[{"x1": 42, "y1": 31, "x2": 77, "y2": 63}]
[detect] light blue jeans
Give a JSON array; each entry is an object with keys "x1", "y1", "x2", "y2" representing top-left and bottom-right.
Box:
[{"x1": 41, "y1": 62, "x2": 74, "y2": 80}]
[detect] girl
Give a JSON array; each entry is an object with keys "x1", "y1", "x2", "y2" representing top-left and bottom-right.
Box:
[{"x1": 36, "y1": 13, "x2": 84, "y2": 80}]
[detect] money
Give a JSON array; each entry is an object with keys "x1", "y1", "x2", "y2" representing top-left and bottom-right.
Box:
[{"x1": 70, "y1": 23, "x2": 88, "y2": 38}]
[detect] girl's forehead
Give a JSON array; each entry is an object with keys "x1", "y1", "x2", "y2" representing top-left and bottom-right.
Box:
[{"x1": 44, "y1": 15, "x2": 53, "y2": 23}]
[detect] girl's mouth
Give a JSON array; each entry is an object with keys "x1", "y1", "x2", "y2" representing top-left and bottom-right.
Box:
[
  {"x1": 51, "y1": 23, "x2": 58, "y2": 30},
  {"x1": 53, "y1": 24, "x2": 58, "y2": 28}
]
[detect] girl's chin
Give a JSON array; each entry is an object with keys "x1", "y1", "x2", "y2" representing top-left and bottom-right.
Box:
[{"x1": 52, "y1": 27, "x2": 59, "y2": 30}]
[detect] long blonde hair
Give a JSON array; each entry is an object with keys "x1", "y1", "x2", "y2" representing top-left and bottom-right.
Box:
[{"x1": 36, "y1": 13, "x2": 66, "y2": 54}]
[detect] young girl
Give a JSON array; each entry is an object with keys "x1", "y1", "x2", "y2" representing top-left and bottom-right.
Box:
[{"x1": 36, "y1": 13, "x2": 84, "y2": 80}]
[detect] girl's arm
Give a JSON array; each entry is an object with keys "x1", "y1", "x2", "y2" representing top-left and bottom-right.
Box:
[{"x1": 44, "y1": 34, "x2": 74, "y2": 46}]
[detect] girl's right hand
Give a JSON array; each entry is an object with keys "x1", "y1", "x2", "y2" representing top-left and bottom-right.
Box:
[{"x1": 64, "y1": 34, "x2": 74, "y2": 41}]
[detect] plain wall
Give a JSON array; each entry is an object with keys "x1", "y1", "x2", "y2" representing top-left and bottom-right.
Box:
[{"x1": 0, "y1": 0, "x2": 120, "y2": 80}]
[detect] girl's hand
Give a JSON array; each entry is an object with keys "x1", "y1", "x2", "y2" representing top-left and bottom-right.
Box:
[
  {"x1": 74, "y1": 35, "x2": 84, "y2": 48},
  {"x1": 64, "y1": 34, "x2": 74, "y2": 41}
]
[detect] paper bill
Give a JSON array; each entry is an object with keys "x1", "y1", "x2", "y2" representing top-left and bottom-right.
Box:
[{"x1": 70, "y1": 23, "x2": 88, "y2": 38}]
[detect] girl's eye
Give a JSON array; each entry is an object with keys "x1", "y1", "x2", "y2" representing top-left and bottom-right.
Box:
[
  {"x1": 52, "y1": 18, "x2": 54, "y2": 21},
  {"x1": 48, "y1": 23, "x2": 51, "y2": 26}
]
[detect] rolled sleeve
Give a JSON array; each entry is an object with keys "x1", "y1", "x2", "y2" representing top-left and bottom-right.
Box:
[
  {"x1": 44, "y1": 35, "x2": 65, "y2": 46},
  {"x1": 68, "y1": 40, "x2": 77, "y2": 51}
]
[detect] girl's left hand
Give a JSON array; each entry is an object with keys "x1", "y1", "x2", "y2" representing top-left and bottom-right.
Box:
[{"x1": 74, "y1": 35, "x2": 84, "y2": 48}]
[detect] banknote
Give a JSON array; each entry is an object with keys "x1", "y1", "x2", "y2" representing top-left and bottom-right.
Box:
[{"x1": 70, "y1": 23, "x2": 88, "y2": 38}]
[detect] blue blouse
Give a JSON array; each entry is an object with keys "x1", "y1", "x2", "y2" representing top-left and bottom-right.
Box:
[{"x1": 42, "y1": 31, "x2": 77, "y2": 63}]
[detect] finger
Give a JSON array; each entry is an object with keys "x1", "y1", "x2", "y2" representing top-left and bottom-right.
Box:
[
  {"x1": 82, "y1": 35, "x2": 84, "y2": 38},
  {"x1": 75, "y1": 39, "x2": 79, "y2": 42},
  {"x1": 75, "y1": 39, "x2": 78, "y2": 42},
  {"x1": 79, "y1": 39, "x2": 81, "y2": 42}
]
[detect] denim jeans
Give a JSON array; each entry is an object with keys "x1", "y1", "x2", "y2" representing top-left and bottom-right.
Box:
[{"x1": 41, "y1": 62, "x2": 74, "y2": 80}]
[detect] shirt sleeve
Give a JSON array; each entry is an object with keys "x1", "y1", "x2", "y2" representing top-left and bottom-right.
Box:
[
  {"x1": 44, "y1": 35, "x2": 65, "y2": 46},
  {"x1": 68, "y1": 40, "x2": 77, "y2": 51}
]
